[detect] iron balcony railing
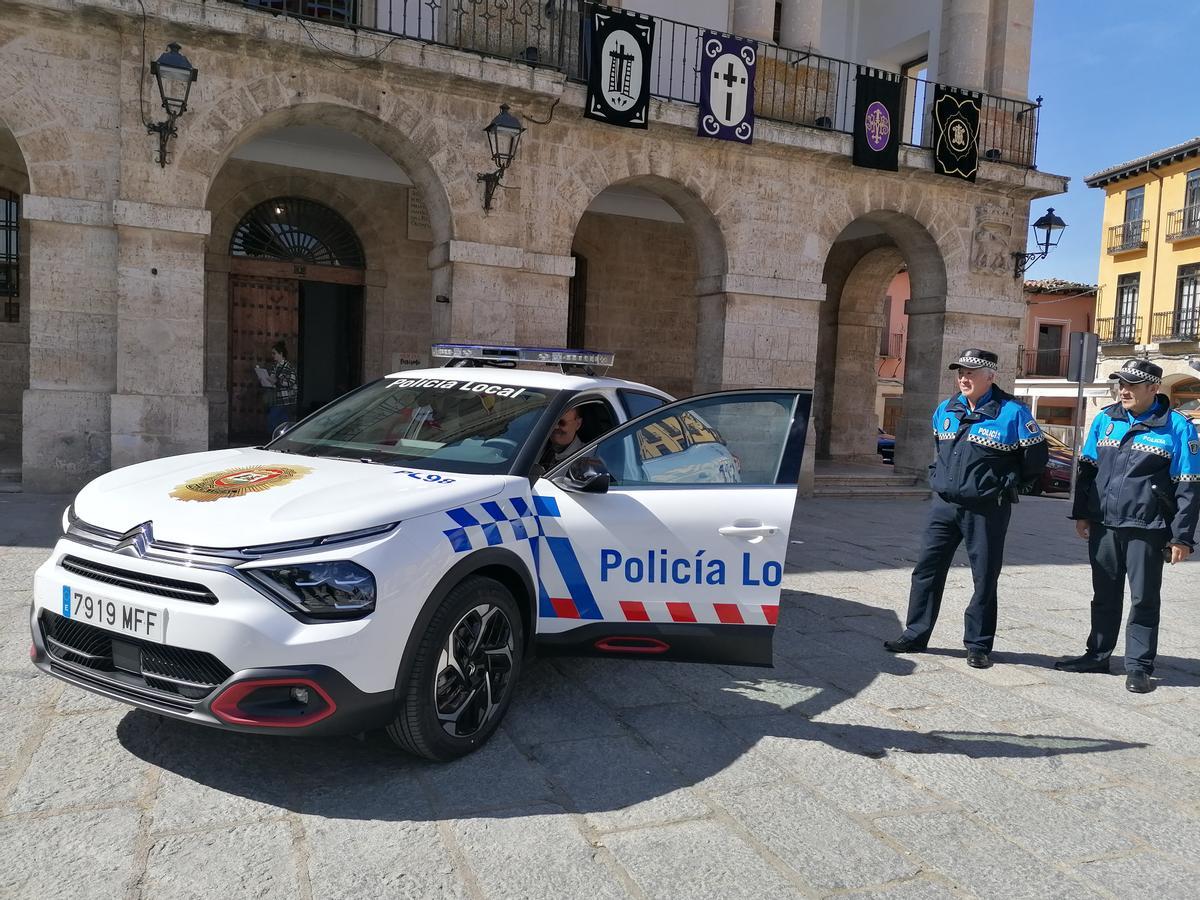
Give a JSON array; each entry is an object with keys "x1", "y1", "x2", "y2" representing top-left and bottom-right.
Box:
[
  {"x1": 1097, "y1": 315, "x2": 1142, "y2": 345},
  {"x1": 1166, "y1": 205, "x2": 1200, "y2": 242},
  {"x1": 1150, "y1": 310, "x2": 1200, "y2": 342},
  {"x1": 879, "y1": 332, "x2": 904, "y2": 358},
  {"x1": 1107, "y1": 220, "x2": 1148, "y2": 254},
  {"x1": 231, "y1": 0, "x2": 1042, "y2": 168},
  {"x1": 1018, "y1": 347, "x2": 1068, "y2": 378}
]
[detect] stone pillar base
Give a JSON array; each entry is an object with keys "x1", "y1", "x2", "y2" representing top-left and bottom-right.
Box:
[
  {"x1": 22, "y1": 388, "x2": 111, "y2": 492},
  {"x1": 110, "y1": 394, "x2": 209, "y2": 470}
]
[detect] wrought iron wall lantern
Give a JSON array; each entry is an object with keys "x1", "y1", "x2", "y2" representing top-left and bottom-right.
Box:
[
  {"x1": 147, "y1": 42, "x2": 198, "y2": 167},
  {"x1": 1012, "y1": 207, "x2": 1066, "y2": 278},
  {"x1": 477, "y1": 104, "x2": 526, "y2": 211}
]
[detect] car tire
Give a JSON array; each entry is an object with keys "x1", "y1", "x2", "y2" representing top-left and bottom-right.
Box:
[
  {"x1": 1027, "y1": 482, "x2": 1043, "y2": 496},
  {"x1": 387, "y1": 575, "x2": 524, "y2": 761}
]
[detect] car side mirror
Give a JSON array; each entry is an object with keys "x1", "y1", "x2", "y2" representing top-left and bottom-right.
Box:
[{"x1": 553, "y1": 456, "x2": 611, "y2": 494}]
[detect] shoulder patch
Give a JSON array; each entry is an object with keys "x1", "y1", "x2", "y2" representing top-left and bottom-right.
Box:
[
  {"x1": 1190, "y1": 439, "x2": 1199, "y2": 455},
  {"x1": 1024, "y1": 419, "x2": 1038, "y2": 433},
  {"x1": 943, "y1": 416, "x2": 952, "y2": 430},
  {"x1": 1105, "y1": 422, "x2": 1114, "y2": 437}
]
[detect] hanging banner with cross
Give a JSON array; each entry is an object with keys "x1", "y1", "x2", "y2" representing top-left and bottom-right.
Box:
[
  {"x1": 584, "y1": 5, "x2": 656, "y2": 129},
  {"x1": 851, "y1": 66, "x2": 901, "y2": 171},
  {"x1": 697, "y1": 31, "x2": 757, "y2": 144},
  {"x1": 932, "y1": 84, "x2": 982, "y2": 182}
]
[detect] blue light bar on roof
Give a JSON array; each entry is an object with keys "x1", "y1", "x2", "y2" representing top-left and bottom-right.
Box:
[{"x1": 431, "y1": 343, "x2": 615, "y2": 367}]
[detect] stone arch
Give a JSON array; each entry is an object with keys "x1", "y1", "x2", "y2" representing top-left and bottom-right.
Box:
[
  {"x1": 816, "y1": 209, "x2": 950, "y2": 474},
  {"x1": 0, "y1": 79, "x2": 88, "y2": 199},
  {"x1": 567, "y1": 174, "x2": 729, "y2": 397},
  {"x1": 179, "y1": 87, "x2": 455, "y2": 248}
]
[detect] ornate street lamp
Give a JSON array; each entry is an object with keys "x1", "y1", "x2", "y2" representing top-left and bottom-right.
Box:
[
  {"x1": 477, "y1": 104, "x2": 526, "y2": 211},
  {"x1": 147, "y1": 42, "x2": 199, "y2": 167},
  {"x1": 1012, "y1": 207, "x2": 1067, "y2": 278}
]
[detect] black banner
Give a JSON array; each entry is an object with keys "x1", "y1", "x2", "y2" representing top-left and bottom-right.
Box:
[
  {"x1": 584, "y1": 7, "x2": 655, "y2": 129},
  {"x1": 852, "y1": 67, "x2": 901, "y2": 171},
  {"x1": 932, "y1": 84, "x2": 982, "y2": 181}
]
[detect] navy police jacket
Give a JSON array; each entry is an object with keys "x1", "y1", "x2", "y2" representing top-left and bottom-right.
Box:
[
  {"x1": 1071, "y1": 396, "x2": 1200, "y2": 548},
  {"x1": 928, "y1": 386, "x2": 1048, "y2": 505}
]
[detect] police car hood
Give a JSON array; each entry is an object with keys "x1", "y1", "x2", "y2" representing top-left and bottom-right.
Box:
[{"x1": 71, "y1": 447, "x2": 505, "y2": 547}]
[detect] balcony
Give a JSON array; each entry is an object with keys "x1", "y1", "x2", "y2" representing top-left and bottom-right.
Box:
[
  {"x1": 1150, "y1": 310, "x2": 1200, "y2": 342},
  {"x1": 1166, "y1": 205, "x2": 1200, "y2": 242},
  {"x1": 1096, "y1": 315, "x2": 1141, "y2": 345},
  {"x1": 879, "y1": 332, "x2": 904, "y2": 358},
  {"x1": 228, "y1": 0, "x2": 1042, "y2": 169},
  {"x1": 1018, "y1": 347, "x2": 1068, "y2": 378},
  {"x1": 1107, "y1": 220, "x2": 1148, "y2": 254}
]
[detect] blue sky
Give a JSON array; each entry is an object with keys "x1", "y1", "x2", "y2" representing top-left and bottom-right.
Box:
[{"x1": 1023, "y1": 1, "x2": 1200, "y2": 286}]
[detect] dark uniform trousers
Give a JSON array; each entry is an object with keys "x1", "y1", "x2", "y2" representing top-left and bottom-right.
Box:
[
  {"x1": 1087, "y1": 523, "x2": 1169, "y2": 674},
  {"x1": 902, "y1": 493, "x2": 1011, "y2": 651}
]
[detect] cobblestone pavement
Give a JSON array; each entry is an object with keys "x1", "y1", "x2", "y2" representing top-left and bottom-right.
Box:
[{"x1": 3, "y1": 491, "x2": 1199, "y2": 899}]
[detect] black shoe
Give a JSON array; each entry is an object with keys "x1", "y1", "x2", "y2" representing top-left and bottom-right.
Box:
[
  {"x1": 883, "y1": 636, "x2": 928, "y2": 653},
  {"x1": 1126, "y1": 671, "x2": 1153, "y2": 694},
  {"x1": 966, "y1": 649, "x2": 992, "y2": 669},
  {"x1": 1053, "y1": 654, "x2": 1112, "y2": 674}
]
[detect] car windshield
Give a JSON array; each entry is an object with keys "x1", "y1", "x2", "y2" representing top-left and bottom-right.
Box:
[{"x1": 268, "y1": 375, "x2": 554, "y2": 474}]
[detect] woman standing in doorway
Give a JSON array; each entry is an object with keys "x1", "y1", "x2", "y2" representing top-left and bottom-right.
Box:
[{"x1": 266, "y1": 340, "x2": 298, "y2": 437}]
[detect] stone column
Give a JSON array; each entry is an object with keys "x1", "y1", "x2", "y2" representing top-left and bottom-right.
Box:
[
  {"x1": 733, "y1": 0, "x2": 776, "y2": 42},
  {"x1": 427, "y1": 240, "x2": 574, "y2": 346},
  {"x1": 895, "y1": 296, "x2": 946, "y2": 477},
  {"x1": 938, "y1": 0, "x2": 989, "y2": 91},
  {"x1": 693, "y1": 273, "x2": 824, "y2": 494},
  {"x1": 827, "y1": 309, "x2": 883, "y2": 461},
  {"x1": 21, "y1": 196, "x2": 118, "y2": 491},
  {"x1": 109, "y1": 201, "x2": 211, "y2": 468},
  {"x1": 985, "y1": 0, "x2": 1033, "y2": 99},
  {"x1": 778, "y1": 0, "x2": 822, "y2": 51}
]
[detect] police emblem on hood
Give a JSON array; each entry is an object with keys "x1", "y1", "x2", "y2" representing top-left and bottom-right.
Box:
[{"x1": 170, "y1": 465, "x2": 314, "y2": 502}]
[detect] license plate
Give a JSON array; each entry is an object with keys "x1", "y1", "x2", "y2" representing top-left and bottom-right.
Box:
[{"x1": 61, "y1": 585, "x2": 167, "y2": 642}]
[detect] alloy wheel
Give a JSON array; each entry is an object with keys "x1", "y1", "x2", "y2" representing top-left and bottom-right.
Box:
[{"x1": 434, "y1": 603, "x2": 515, "y2": 738}]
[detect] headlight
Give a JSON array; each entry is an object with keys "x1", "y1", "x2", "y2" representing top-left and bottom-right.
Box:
[
  {"x1": 247, "y1": 561, "x2": 376, "y2": 619},
  {"x1": 62, "y1": 504, "x2": 74, "y2": 534}
]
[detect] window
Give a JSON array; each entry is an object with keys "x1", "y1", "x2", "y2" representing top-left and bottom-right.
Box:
[
  {"x1": 1, "y1": 190, "x2": 17, "y2": 323},
  {"x1": 1185, "y1": 169, "x2": 1200, "y2": 232},
  {"x1": 231, "y1": 198, "x2": 364, "y2": 268},
  {"x1": 594, "y1": 393, "x2": 797, "y2": 486},
  {"x1": 1177, "y1": 264, "x2": 1200, "y2": 338},
  {"x1": 618, "y1": 390, "x2": 666, "y2": 419},
  {"x1": 1124, "y1": 185, "x2": 1145, "y2": 223},
  {"x1": 900, "y1": 56, "x2": 929, "y2": 146},
  {"x1": 1115, "y1": 273, "x2": 1140, "y2": 342}
]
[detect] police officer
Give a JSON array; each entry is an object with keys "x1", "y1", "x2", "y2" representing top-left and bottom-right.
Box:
[
  {"x1": 884, "y1": 349, "x2": 1048, "y2": 668},
  {"x1": 1057, "y1": 359, "x2": 1200, "y2": 693}
]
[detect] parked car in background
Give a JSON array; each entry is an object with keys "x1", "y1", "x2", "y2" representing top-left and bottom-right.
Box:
[
  {"x1": 1033, "y1": 432, "x2": 1074, "y2": 495},
  {"x1": 877, "y1": 428, "x2": 895, "y2": 464}
]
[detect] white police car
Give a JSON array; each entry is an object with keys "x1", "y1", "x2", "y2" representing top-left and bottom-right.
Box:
[{"x1": 30, "y1": 345, "x2": 810, "y2": 759}]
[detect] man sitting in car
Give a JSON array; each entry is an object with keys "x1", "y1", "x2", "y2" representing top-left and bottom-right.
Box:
[{"x1": 539, "y1": 406, "x2": 585, "y2": 469}]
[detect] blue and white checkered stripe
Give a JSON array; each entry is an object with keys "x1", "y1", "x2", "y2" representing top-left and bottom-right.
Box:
[
  {"x1": 441, "y1": 496, "x2": 546, "y2": 552},
  {"x1": 440, "y1": 494, "x2": 603, "y2": 621}
]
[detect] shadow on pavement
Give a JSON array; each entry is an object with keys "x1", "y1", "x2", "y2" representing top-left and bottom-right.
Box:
[{"x1": 116, "y1": 591, "x2": 1147, "y2": 821}]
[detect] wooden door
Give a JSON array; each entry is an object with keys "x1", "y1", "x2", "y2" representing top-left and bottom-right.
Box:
[{"x1": 229, "y1": 274, "x2": 299, "y2": 444}]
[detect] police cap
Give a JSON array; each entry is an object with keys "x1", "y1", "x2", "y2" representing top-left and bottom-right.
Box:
[
  {"x1": 948, "y1": 348, "x2": 999, "y2": 371},
  {"x1": 1108, "y1": 359, "x2": 1163, "y2": 384}
]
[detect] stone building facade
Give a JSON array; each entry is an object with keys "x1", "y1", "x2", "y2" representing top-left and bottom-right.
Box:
[{"x1": 0, "y1": 0, "x2": 1065, "y2": 492}]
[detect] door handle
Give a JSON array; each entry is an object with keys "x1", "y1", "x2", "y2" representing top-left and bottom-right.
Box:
[{"x1": 719, "y1": 523, "x2": 779, "y2": 538}]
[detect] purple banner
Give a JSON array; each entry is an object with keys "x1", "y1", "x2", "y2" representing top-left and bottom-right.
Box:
[{"x1": 698, "y1": 32, "x2": 757, "y2": 144}]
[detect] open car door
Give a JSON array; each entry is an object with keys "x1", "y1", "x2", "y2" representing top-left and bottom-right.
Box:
[{"x1": 530, "y1": 389, "x2": 810, "y2": 666}]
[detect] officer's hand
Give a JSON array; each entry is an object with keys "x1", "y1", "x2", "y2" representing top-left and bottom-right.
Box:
[
  {"x1": 1074, "y1": 519, "x2": 1090, "y2": 540},
  {"x1": 1169, "y1": 543, "x2": 1192, "y2": 565}
]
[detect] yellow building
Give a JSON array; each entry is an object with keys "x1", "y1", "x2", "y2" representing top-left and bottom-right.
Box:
[{"x1": 1086, "y1": 137, "x2": 1200, "y2": 420}]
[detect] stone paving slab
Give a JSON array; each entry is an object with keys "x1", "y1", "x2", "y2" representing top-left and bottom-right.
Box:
[{"x1": 2, "y1": 492, "x2": 1199, "y2": 898}]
